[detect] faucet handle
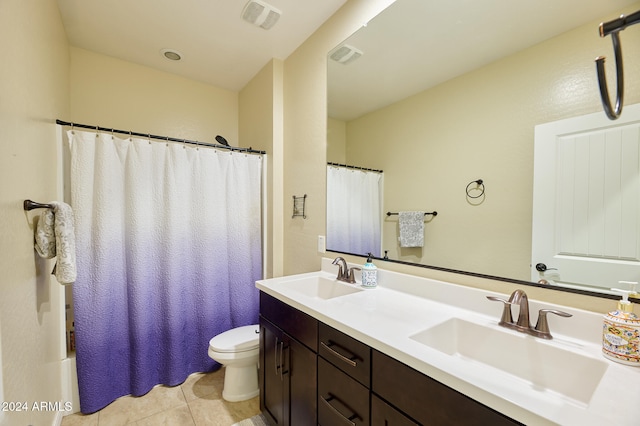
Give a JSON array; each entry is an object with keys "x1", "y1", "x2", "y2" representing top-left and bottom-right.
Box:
[
  {"x1": 534, "y1": 309, "x2": 572, "y2": 339},
  {"x1": 346, "y1": 267, "x2": 361, "y2": 284},
  {"x1": 486, "y1": 296, "x2": 514, "y2": 325}
]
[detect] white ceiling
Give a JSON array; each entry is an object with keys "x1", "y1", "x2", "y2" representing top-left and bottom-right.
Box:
[
  {"x1": 56, "y1": 0, "x2": 639, "y2": 121},
  {"x1": 56, "y1": 0, "x2": 348, "y2": 91}
]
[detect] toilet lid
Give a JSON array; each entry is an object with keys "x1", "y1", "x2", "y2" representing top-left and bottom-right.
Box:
[{"x1": 209, "y1": 324, "x2": 260, "y2": 353}]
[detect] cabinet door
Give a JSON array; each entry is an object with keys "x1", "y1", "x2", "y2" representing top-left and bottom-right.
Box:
[
  {"x1": 288, "y1": 335, "x2": 317, "y2": 426},
  {"x1": 260, "y1": 317, "x2": 288, "y2": 426},
  {"x1": 318, "y1": 358, "x2": 369, "y2": 426}
]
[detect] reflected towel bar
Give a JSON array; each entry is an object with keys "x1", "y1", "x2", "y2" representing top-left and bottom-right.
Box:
[
  {"x1": 23, "y1": 199, "x2": 54, "y2": 211},
  {"x1": 387, "y1": 211, "x2": 437, "y2": 217}
]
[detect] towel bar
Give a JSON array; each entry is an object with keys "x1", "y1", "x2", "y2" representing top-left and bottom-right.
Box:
[
  {"x1": 386, "y1": 211, "x2": 437, "y2": 217},
  {"x1": 23, "y1": 199, "x2": 54, "y2": 211}
]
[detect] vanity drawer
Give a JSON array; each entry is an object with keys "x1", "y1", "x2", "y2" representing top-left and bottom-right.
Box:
[
  {"x1": 372, "y1": 350, "x2": 522, "y2": 426},
  {"x1": 318, "y1": 357, "x2": 369, "y2": 426},
  {"x1": 260, "y1": 292, "x2": 318, "y2": 351},
  {"x1": 318, "y1": 323, "x2": 370, "y2": 386},
  {"x1": 371, "y1": 394, "x2": 419, "y2": 426}
]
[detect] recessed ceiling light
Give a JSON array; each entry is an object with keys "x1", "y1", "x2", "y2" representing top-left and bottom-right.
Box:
[{"x1": 160, "y1": 49, "x2": 182, "y2": 61}]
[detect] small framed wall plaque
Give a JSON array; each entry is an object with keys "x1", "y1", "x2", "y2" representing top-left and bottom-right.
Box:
[{"x1": 292, "y1": 194, "x2": 307, "y2": 218}]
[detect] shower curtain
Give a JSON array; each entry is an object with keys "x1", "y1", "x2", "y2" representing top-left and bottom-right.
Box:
[
  {"x1": 68, "y1": 130, "x2": 263, "y2": 413},
  {"x1": 326, "y1": 165, "x2": 382, "y2": 257}
]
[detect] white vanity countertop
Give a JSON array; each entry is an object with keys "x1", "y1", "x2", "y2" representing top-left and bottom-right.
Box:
[{"x1": 256, "y1": 258, "x2": 640, "y2": 426}]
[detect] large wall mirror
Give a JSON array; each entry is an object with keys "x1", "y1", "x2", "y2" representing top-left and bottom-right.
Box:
[{"x1": 326, "y1": 0, "x2": 640, "y2": 296}]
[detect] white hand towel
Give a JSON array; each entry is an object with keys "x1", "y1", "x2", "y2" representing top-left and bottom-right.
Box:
[
  {"x1": 34, "y1": 202, "x2": 77, "y2": 284},
  {"x1": 398, "y1": 211, "x2": 424, "y2": 248},
  {"x1": 35, "y1": 208, "x2": 56, "y2": 258}
]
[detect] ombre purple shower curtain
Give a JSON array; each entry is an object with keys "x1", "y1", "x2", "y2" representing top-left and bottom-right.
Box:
[
  {"x1": 326, "y1": 165, "x2": 382, "y2": 257},
  {"x1": 68, "y1": 129, "x2": 263, "y2": 413}
]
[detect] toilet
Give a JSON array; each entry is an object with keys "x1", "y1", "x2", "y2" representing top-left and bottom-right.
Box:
[{"x1": 208, "y1": 324, "x2": 260, "y2": 402}]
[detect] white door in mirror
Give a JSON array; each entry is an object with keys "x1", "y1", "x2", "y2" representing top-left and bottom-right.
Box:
[{"x1": 532, "y1": 103, "x2": 640, "y2": 292}]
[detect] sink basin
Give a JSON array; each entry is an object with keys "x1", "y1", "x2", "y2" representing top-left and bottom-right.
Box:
[
  {"x1": 279, "y1": 276, "x2": 363, "y2": 300},
  {"x1": 410, "y1": 318, "x2": 608, "y2": 404}
]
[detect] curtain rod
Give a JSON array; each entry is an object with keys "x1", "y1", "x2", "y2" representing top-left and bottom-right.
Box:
[
  {"x1": 56, "y1": 119, "x2": 266, "y2": 155},
  {"x1": 327, "y1": 162, "x2": 383, "y2": 173}
]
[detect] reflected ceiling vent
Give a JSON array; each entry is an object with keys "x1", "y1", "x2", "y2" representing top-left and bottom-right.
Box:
[
  {"x1": 242, "y1": 0, "x2": 282, "y2": 30},
  {"x1": 329, "y1": 44, "x2": 363, "y2": 65}
]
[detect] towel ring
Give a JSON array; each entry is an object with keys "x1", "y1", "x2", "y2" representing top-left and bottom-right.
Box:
[
  {"x1": 595, "y1": 9, "x2": 640, "y2": 120},
  {"x1": 466, "y1": 179, "x2": 485, "y2": 199},
  {"x1": 595, "y1": 32, "x2": 624, "y2": 120}
]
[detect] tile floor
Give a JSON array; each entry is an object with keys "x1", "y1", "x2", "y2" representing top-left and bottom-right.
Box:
[{"x1": 60, "y1": 368, "x2": 260, "y2": 426}]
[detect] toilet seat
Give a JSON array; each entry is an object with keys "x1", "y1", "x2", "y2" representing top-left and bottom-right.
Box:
[{"x1": 209, "y1": 324, "x2": 259, "y2": 354}]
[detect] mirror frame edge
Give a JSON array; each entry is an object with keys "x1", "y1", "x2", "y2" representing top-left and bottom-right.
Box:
[{"x1": 326, "y1": 249, "x2": 640, "y2": 304}]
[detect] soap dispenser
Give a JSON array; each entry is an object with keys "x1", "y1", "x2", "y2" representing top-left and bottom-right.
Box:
[
  {"x1": 602, "y1": 287, "x2": 640, "y2": 366},
  {"x1": 361, "y1": 253, "x2": 378, "y2": 289}
]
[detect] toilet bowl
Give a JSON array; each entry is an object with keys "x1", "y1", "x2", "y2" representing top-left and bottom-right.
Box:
[{"x1": 208, "y1": 324, "x2": 260, "y2": 402}]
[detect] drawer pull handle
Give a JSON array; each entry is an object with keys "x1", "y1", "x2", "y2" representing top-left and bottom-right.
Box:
[
  {"x1": 320, "y1": 394, "x2": 358, "y2": 426},
  {"x1": 321, "y1": 341, "x2": 358, "y2": 367},
  {"x1": 274, "y1": 338, "x2": 279, "y2": 376},
  {"x1": 274, "y1": 339, "x2": 288, "y2": 380}
]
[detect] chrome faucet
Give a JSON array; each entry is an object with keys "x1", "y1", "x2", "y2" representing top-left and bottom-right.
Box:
[
  {"x1": 331, "y1": 257, "x2": 361, "y2": 284},
  {"x1": 487, "y1": 289, "x2": 572, "y2": 339}
]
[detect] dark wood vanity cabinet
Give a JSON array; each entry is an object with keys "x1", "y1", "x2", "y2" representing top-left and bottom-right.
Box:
[
  {"x1": 318, "y1": 323, "x2": 371, "y2": 425},
  {"x1": 259, "y1": 292, "x2": 317, "y2": 426},
  {"x1": 371, "y1": 394, "x2": 419, "y2": 426},
  {"x1": 318, "y1": 322, "x2": 371, "y2": 386},
  {"x1": 318, "y1": 357, "x2": 369, "y2": 425},
  {"x1": 372, "y1": 350, "x2": 522, "y2": 426},
  {"x1": 259, "y1": 292, "x2": 521, "y2": 426},
  {"x1": 260, "y1": 319, "x2": 285, "y2": 424}
]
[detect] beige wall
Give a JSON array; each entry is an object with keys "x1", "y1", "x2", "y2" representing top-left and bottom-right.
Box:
[
  {"x1": 326, "y1": 117, "x2": 347, "y2": 164},
  {"x1": 69, "y1": 47, "x2": 238, "y2": 144},
  {"x1": 341, "y1": 4, "x2": 640, "y2": 281},
  {"x1": 0, "y1": 1, "x2": 70, "y2": 425},
  {"x1": 240, "y1": 59, "x2": 285, "y2": 278},
  {"x1": 282, "y1": 0, "x2": 396, "y2": 275}
]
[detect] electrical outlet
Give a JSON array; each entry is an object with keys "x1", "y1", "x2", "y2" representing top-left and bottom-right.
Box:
[{"x1": 317, "y1": 235, "x2": 326, "y2": 253}]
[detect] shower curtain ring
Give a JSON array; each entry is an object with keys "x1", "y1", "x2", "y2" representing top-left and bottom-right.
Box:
[{"x1": 596, "y1": 31, "x2": 624, "y2": 120}]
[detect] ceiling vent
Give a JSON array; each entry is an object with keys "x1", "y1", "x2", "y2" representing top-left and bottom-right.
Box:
[
  {"x1": 329, "y1": 44, "x2": 363, "y2": 65},
  {"x1": 242, "y1": 0, "x2": 282, "y2": 30}
]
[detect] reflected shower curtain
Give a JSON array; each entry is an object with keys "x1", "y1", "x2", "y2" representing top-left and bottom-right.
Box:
[
  {"x1": 69, "y1": 130, "x2": 263, "y2": 413},
  {"x1": 326, "y1": 165, "x2": 382, "y2": 257}
]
